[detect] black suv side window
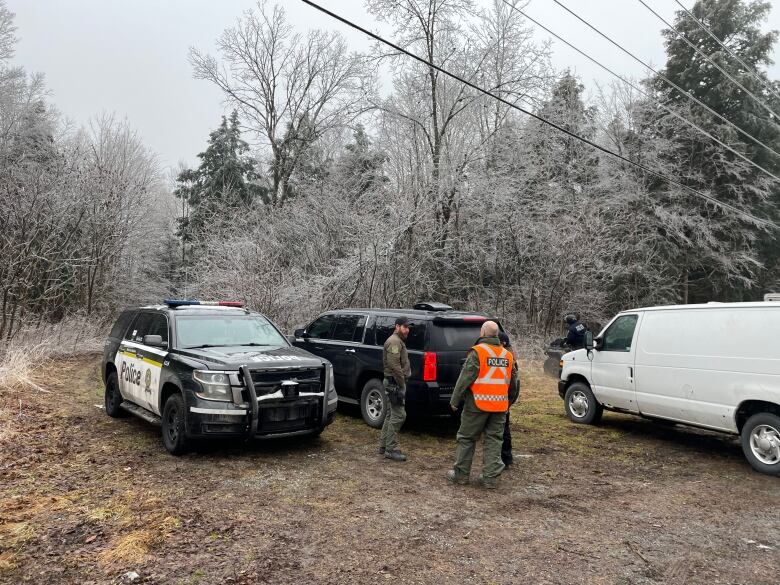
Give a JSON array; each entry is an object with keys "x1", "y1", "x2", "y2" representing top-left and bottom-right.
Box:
[
  {"x1": 110, "y1": 311, "x2": 135, "y2": 339},
  {"x1": 373, "y1": 316, "x2": 426, "y2": 351},
  {"x1": 332, "y1": 314, "x2": 367, "y2": 342},
  {"x1": 308, "y1": 314, "x2": 336, "y2": 339}
]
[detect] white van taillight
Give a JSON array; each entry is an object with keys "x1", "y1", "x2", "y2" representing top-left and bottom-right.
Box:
[{"x1": 423, "y1": 352, "x2": 437, "y2": 382}]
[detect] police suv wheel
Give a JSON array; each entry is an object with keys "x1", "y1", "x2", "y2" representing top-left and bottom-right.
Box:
[
  {"x1": 741, "y1": 413, "x2": 780, "y2": 476},
  {"x1": 104, "y1": 371, "x2": 126, "y2": 418},
  {"x1": 564, "y1": 382, "x2": 603, "y2": 425},
  {"x1": 360, "y1": 379, "x2": 387, "y2": 429},
  {"x1": 161, "y1": 394, "x2": 189, "y2": 455}
]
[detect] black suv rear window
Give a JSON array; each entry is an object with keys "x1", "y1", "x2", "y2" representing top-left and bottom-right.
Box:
[
  {"x1": 430, "y1": 324, "x2": 484, "y2": 351},
  {"x1": 372, "y1": 316, "x2": 426, "y2": 351}
]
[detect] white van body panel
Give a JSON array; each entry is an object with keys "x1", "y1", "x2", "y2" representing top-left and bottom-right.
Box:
[{"x1": 560, "y1": 302, "x2": 780, "y2": 433}]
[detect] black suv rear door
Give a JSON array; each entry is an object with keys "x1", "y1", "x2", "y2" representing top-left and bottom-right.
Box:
[{"x1": 329, "y1": 313, "x2": 368, "y2": 396}]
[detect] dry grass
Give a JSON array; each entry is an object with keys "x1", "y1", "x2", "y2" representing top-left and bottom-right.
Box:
[
  {"x1": 95, "y1": 493, "x2": 181, "y2": 567},
  {"x1": 0, "y1": 316, "x2": 106, "y2": 395}
]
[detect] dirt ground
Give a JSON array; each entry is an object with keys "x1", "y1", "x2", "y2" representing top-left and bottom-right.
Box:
[{"x1": 1, "y1": 354, "x2": 778, "y2": 585}]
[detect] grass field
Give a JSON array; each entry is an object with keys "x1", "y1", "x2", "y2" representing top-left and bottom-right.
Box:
[{"x1": 1, "y1": 355, "x2": 778, "y2": 584}]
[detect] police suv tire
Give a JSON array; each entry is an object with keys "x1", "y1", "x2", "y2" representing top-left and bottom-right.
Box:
[
  {"x1": 104, "y1": 371, "x2": 126, "y2": 418},
  {"x1": 360, "y1": 378, "x2": 387, "y2": 429},
  {"x1": 161, "y1": 394, "x2": 190, "y2": 455},
  {"x1": 564, "y1": 382, "x2": 603, "y2": 425},
  {"x1": 740, "y1": 412, "x2": 780, "y2": 476}
]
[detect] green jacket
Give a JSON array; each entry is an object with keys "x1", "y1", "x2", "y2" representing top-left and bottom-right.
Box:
[
  {"x1": 450, "y1": 336, "x2": 520, "y2": 409},
  {"x1": 383, "y1": 332, "x2": 411, "y2": 390}
]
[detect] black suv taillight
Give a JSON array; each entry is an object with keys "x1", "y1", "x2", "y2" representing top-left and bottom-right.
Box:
[{"x1": 423, "y1": 351, "x2": 437, "y2": 382}]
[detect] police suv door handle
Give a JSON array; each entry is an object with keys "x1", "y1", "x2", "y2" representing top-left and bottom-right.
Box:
[
  {"x1": 344, "y1": 349, "x2": 356, "y2": 353},
  {"x1": 628, "y1": 366, "x2": 634, "y2": 383}
]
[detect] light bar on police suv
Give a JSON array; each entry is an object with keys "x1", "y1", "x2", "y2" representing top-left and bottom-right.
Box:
[{"x1": 163, "y1": 299, "x2": 245, "y2": 308}]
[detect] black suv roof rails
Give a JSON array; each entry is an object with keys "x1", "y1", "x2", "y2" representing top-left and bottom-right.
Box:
[{"x1": 412, "y1": 301, "x2": 453, "y2": 312}]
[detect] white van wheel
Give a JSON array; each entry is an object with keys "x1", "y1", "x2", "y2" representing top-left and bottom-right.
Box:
[
  {"x1": 741, "y1": 413, "x2": 780, "y2": 475},
  {"x1": 564, "y1": 382, "x2": 603, "y2": 425}
]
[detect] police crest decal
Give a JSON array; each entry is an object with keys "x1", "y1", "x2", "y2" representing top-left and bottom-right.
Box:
[{"x1": 144, "y1": 369, "x2": 152, "y2": 394}]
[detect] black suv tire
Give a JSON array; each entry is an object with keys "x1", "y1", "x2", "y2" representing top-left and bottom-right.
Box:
[
  {"x1": 360, "y1": 378, "x2": 387, "y2": 428},
  {"x1": 104, "y1": 371, "x2": 126, "y2": 418},
  {"x1": 564, "y1": 382, "x2": 603, "y2": 425},
  {"x1": 740, "y1": 412, "x2": 780, "y2": 476},
  {"x1": 162, "y1": 394, "x2": 190, "y2": 455}
]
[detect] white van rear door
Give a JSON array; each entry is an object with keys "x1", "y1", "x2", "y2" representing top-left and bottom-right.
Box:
[{"x1": 591, "y1": 313, "x2": 641, "y2": 412}]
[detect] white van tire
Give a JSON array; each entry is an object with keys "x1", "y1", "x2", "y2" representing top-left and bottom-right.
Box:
[
  {"x1": 564, "y1": 382, "x2": 603, "y2": 425},
  {"x1": 740, "y1": 413, "x2": 780, "y2": 476}
]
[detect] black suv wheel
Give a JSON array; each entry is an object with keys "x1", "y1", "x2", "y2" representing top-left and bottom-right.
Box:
[
  {"x1": 360, "y1": 378, "x2": 387, "y2": 428},
  {"x1": 162, "y1": 394, "x2": 190, "y2": 455},
  {"x1": 104, "y1": 371, "x2": 126, "y2": 418}
]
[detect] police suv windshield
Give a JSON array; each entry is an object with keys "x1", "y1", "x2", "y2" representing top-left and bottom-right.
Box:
[{"x1": 176, "y1": 315, "x2": 288, "y2": 349}]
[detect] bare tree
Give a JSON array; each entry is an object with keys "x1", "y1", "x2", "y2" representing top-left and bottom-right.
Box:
[{"x1": 189, "y1": 1, "x2": 374, "y2": 206}]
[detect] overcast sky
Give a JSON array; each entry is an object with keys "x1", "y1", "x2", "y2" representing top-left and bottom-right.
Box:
[{"x1": 7, "y1": 0, "x2": 780, "y2": 172}]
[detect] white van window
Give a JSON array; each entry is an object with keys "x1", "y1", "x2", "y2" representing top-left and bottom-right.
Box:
[{"x1": 601, "y1": 315, "x2": 638, "y2": 352}]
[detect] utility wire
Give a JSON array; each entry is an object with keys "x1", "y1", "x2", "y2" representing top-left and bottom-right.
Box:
[
  {"x1": 636, "y1": 0, "x2": 780, "y2": 121},
  {"x1": 499, "y1": 0, "x2": 780, "y2": 184},
  {"x1": 674, "y1": 0, "x2": 780, "y2": 105},
  {"x1": 551, "y1": 0, "x2": 780, "y2": 178},
  {"x1": 299, "y1": 0, "x2": 777, "y2": 230}
]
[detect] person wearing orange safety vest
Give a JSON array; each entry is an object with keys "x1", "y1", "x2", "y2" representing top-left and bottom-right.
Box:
[{"x1": 447, "y1": 321, "x2": 520, "y2": 489}]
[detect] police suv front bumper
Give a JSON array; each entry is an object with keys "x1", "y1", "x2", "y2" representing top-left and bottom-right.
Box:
[{"x1": 185, "y1": 365, "x2": 337, "y2": 438}]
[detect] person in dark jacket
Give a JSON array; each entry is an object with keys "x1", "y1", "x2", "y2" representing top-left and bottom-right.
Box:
[
  {"x1": 499, "y1": 331, "x2": 519, "y2": 466},
  {"x1": 564, "y1": 314, "x2": 588, "y2": 350}
]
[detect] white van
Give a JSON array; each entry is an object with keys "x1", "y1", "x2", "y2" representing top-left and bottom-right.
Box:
[{"x1": 558, "y1": 302, "x2": 780, "y2": 475}]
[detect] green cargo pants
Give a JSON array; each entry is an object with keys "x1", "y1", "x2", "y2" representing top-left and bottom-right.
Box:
[
  {"x1": 379, "y1": 380, "x2": 406, "y2": 452},
  {"x1": 453, "y1": 395, "x2": 506, "y2": 480}
]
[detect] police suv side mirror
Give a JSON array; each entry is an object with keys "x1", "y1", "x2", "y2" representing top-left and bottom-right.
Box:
[
  {"x1": 294, "y1": 328, "x2": 309, "y2": 340},
  {"x1": 143, "y1": 334, "x2": 166, "y2": 348},
  {"x1": 584, "y1": 331, "x2": 594, "y2": 351}
]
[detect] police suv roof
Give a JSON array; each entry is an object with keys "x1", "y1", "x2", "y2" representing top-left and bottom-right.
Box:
[{"x1": 139, "y1": 304, "x2": 253, "y2": 316}]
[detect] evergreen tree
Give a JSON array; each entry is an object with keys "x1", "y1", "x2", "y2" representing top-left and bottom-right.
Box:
[
  {"x1": 652, "y1": 0, "x2": 780, "y2": 300},
  {"x1": 174, "y1": 111, "x2": 261, "y2": 243}
]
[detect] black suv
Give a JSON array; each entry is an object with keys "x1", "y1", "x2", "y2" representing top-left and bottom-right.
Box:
[
  {"x1": 102, "y1": 300, "x2": 338, "y2": 454},
  {"x1": 292, "y1": 303, "x2": 498, "y2": 427}
]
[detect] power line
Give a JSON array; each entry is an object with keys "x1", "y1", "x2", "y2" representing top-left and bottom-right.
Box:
[
  {"x1": 299, "y1": 0, "x2": 777, "y2": 230},
  {"x1": 550, "y1": 0, "x2": 780, "y2": 178},
  {"x1": 636, "y1": 0, "x2": 780, "y2": 121},
  {"x1": 674, "y1": 0, "x2": 780, "y2": 106},
  {"x1": 499, "y1": 0, "x2": 780, "y2": 185}
]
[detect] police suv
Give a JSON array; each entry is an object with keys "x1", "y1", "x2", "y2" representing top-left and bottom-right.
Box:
[{"x1": 102, "y1": 300, "x2": 338, "y2": 454}]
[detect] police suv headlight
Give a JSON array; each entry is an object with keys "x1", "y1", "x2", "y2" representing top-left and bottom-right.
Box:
[
  {"x1": 325, "y1": 363, "x2": 336, "y2": 392},
  {"x1": 193, "y1": 370, "x2": 234, "y2": 402}
]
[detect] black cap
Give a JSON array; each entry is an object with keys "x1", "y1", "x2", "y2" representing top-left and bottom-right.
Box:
[
  {"x1": 498, "y1": 331, "x2": 510, "y2": 346},
  {"x1": 395, "y1": 316, "x2": 410, "y2": 326}
]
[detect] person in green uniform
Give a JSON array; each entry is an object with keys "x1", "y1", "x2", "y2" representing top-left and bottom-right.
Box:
[
  {"x1": 447, "y1": 321, "x2": 520, "y2": 488},
  {"x1": 379, "y1": 317, "x2": 411, "y2": 462}
]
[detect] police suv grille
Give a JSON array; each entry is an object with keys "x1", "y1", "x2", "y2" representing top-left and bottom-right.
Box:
[{"x1": 249, "y1": 367, "x2": 323, "y2": 396}]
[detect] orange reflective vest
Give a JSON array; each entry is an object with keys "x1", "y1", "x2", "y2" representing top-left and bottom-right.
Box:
[{"x1": 470, "y1": 343, "x2": 514, "y2": 412}]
